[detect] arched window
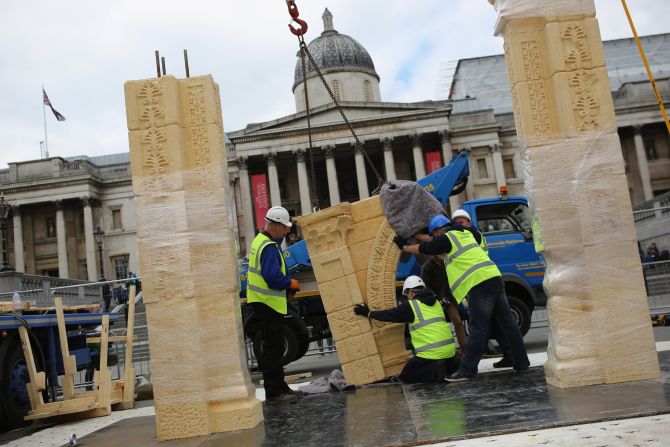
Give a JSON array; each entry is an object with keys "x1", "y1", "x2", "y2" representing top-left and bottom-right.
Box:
[{"x1": 364, "y1": 80, "x2": 372, "y2": 102}]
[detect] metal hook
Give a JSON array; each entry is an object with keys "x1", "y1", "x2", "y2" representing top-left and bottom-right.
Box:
[{"x1": 286, "y1": 0, "x2": 308, "y2": 36}]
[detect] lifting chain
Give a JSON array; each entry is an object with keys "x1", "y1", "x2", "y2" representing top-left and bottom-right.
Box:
[{"x1": 288, "y1": 1, "x2": 385, "y2": 211}]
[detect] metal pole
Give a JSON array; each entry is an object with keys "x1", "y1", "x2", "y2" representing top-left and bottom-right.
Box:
[
  {"x1": 42, "y1": 86, "x2": 49, "y2": 157},
  {"x1": 183, "y1": 49, "x2": 190, "y2": 78},
  {"x1": 161, "y1": 57, "x2": 167, "y2": 76},
  {"x1": 155, "y1": 51, "x2": 161, "y2": 78}
]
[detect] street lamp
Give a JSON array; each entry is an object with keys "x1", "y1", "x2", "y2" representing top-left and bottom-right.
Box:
[
  {"x1": 0, "y1": 195, "x2": 11, "y2": 272},
  {"x1": 93, "y1": 226, "x2": 110, "y2": 311}
]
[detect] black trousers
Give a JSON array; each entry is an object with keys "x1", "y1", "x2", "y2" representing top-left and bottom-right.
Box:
[
  {"x1": 251, "y1": 302, "x2": 286, "y2": 398},
  {"x1": 399, "y1": 356, "x2": 460, "y2": 383}
]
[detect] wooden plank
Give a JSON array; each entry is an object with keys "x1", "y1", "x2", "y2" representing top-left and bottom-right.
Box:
[
  {"x1": 86, "y1": 335, "x2": 137, "y2": 344},
  {"x1": 17, "y1": 326, "x2": 45, "y2": 410},
  {"x1": 55, "y1": 297, "x2": 76, "y2": 400},
  {"x1": 21, "y1": 303, "x2": 101, "y2": 315},
  {"x1": 96, "y1": 314, "x2": 112, "y2": 413},
  {"x1": 121, "y1": 285, "x2": 136, "y2": 408},
  {"x1": 0, "y1": 301, "x2": 31, "y2": 312},
  {"x1": 24, "y1": 397, "x2": 97, "y2": 421}
]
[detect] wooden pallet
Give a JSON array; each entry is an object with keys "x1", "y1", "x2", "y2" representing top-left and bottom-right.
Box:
[{"x1": 19, "y1": 286, "x2": 137, "y2": 422}]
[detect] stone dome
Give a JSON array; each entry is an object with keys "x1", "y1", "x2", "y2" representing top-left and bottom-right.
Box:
[{"x1": 293, "y1": 8, "x2": 379, "y2": 91}]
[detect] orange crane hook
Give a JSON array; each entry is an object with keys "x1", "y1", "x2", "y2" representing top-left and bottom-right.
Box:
[{"x1": 287, "y1": 0, "x2": 308, "y2": 36}]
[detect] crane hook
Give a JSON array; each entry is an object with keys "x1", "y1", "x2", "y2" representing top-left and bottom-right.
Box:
[{"x1": 287, "y1": 0, "x2": 308, "y2": 36}]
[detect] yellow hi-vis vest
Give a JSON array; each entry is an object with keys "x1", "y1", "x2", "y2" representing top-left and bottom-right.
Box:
[
  {"x1": 443, "y1": 230, "x2": 501, "y2": 303},
  {"x1": 409, "y1": 299, "x2": 456, "y2": 360},
  {"x1": 246, "y1": 233, "x2": 288, "y2": 314}
]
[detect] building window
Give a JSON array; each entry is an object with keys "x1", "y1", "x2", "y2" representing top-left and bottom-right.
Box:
[
  {"x1": 364, "y1": 80, "x2": 372, "y2": 102},
  {"x1": 46, "y1": 217, "x2": 56, "y2": 239},
  {"x1": 503, "y1": 157, "x2": 516, "y2": 179},
  {"x1": 644, "y1": 138, "x2": 657, "y2": 160},
  {"x1": 332, "y1": 80, "x2": 341, "y2": 101},
  {"x1": 113, "y1": 255, "x2": 129, "y2": 280},
  {"x1": 112, "y1": 208, "x2": 122, "y2": 230},
  {"x1": 476, "y1": 158, "x2": 490, "y2": 180}
]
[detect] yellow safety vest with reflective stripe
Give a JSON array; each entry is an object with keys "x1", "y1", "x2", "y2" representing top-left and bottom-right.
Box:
[
  {"x1": 247, "y1": 233, "x2": 288, "y2": 314},
  {"x1": 409, "y1": 299, "x2": 456, "y2": 360},
  {"x1": 443, "y1": 230, "x2": 500, "y2": 303}
]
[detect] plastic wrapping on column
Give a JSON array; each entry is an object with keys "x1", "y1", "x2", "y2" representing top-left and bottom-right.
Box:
[
  {"x1": 522, "y1": 125, "x2": 658, "y2": 383},
  {"x1": 133, "y1": 165, "x2": 255, "y2": 408},
  {"x1": 493, "y1": 0, "x2": 595, "y2": 19}
]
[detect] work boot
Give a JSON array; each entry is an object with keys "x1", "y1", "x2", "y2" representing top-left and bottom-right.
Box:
[
  {"x1": 266, "y1": 393, "x2": 299, "y2": 405},
  {"x1": 493, "y1": 353, "x2": 513, "y2": 369}
]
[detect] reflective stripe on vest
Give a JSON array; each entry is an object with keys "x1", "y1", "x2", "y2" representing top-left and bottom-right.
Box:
[
  {"x1": 246, "y1": 233, "x2": 288, "y2": 314},
  {"x1": 409, "y1": 299, "x2": 455, "y2": 360},
  {"x1": 443, "y1": 230, "x2": 501, "y2": 302}
]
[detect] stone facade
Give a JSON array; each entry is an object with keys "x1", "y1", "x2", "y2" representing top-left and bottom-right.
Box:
[{"x1": 125, "y1": 75, "x2": 261, "y2": 440}]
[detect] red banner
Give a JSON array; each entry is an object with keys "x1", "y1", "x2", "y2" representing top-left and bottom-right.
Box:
[
  {"x1": 425, "y1": 151, "x2": 443, "y2": 174},
  {"x1": 251, "y1": 173, "x2": 269, "y2": 230}
]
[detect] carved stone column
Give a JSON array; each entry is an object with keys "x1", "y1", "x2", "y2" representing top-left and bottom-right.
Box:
[
  {"x1": 324, "y1": 145, "x2": 341, "y2": 205},
  {"x1": 491, "y1": 0, "x2": 659, "y2": 387},
  {"x1": 237, "y1": 157, "x2": 256, "y2": 253},
  {"x1": 411, "y1": 134, "x2": 426, "y2": 179},
  {"x1": 295, "y1": 149, "x2": 312, "y2": 215},
  {"x1": 354, "y1": 143, "x2": 369, "y2": 200},
  {"x1": 440, "y1": 130, "x2": 460, "y2": 211},
  {"x1": 125, "y1": 75, "x2": 262, "y2": 440},
  {"x1": 632, "y1": 125, "x2": 654, "y2": 201},
  {"x1": 12, "y1": 206, "x2": 24, "y2": 273},
  {"x1": 382, "y1": 138, "x2": 397, "y2": 181},
  {"x1": 490, "y1": 143, "x2": 507, "y2": 190},
  {"x1": 265, "y1": 152, "x2": 282, "y2": 207},
  {"x1": 55, "y1": 200, "x2": 69, "y2": 279},
  {"x1": 82, "y1": 197, "x2": 97, "y2": 281}
]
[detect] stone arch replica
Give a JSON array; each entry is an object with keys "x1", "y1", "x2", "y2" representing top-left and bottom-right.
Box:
[{"x1": 124, "y1": 0, "x2": 659, "y2": 441}]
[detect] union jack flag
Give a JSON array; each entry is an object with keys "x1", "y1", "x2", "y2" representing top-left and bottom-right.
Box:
[{"x1": 42, "y1": 88, "x2": 66, "y2": 121}]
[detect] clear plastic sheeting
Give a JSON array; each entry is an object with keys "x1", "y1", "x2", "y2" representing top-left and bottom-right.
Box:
[
  {"x1": 492, "y1": 0, "x2": 596, "y2": 35},
  {"x1": 521, "y1": 124, "x2": 660, "y2": 387}
]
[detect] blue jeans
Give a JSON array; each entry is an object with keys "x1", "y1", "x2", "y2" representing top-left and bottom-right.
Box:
[{"x1": 458, "y1": 277, "x2": 530, "y2": 377}]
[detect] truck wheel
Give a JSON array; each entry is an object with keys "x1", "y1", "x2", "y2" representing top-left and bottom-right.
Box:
[
  {"x1": 252, "y1": 324, "x2": 299, "y2": 367},
  {"x1": 0, "y1": 339, "x2": 42, "y2": 430},
  {"x1": 294, "y1": 333, "x2": 310, "y2": 362},
  {"x1": 507, "y1": 295, "x2": 532, "y2": 336}
]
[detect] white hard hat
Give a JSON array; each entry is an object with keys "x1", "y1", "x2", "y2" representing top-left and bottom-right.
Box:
[
  {"x1": 451, "y1": 209, "x2": 471, "y2": 222},
  {"x1": 402, "y1": 275, "x2": 425, "y2": 294},
  {"x1": 265, "y1": 206, "x2": 292, "y2": 227}
]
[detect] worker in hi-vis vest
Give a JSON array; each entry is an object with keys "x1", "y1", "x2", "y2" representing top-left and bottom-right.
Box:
[
  {"x1": 397, "y1": 214, "x2": 529, "y2": 382},
  {"x1": 247, "y1": 206, "x2": 301, "y2": 404},
  {"x1": 451, "y1": 209, "x2": 513, "y2": 369},
  {"x1": 353, "y1": 275, "x2": 459, "y2": 383}
]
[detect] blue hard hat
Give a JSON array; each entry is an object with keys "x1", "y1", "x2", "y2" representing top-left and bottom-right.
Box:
[{"x1": 428, "y1": 214, "x2": 450, "y2": 234}]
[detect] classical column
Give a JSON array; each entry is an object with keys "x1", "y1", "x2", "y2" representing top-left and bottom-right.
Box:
[
  {"x1": 490, "y1": 143, "x2": 507, "y2": 190},
  {"x1": 440, "y1": 130, "x2": 460, "y2": 211},
  {"x1": 382, "y1": 138, "x2": 397, "y2": 181},
  {"x1": 411, "y1": 134, "x2": 426, "y2": 179},
  {"x1": 354, "y1": 143, "x2": 369, "y2": 199},
  {"x1": 82, "y1": 197, "x2": 97, "y2": 281},
  {"x1": 55, "y1": 200, "x2": 69, "y2": 279},
  {"x1": 266, "y1": 152, "x2": 282, "y2": 207},
  {"x1": 324, "y1": 145, "x2": 340, "y2": 205},
  {"x1": 237, "y1": 157, "x2": 256, "y2": 254},
  {"x1": 633, "y1": 125, "x2": 654, "y2": 201},
  {"x1": 12, "y1": 206, "x2": 24, "y2": 273},
  {"x1": 294, "y1": 149, "x2": 312, "y2": 215},
  {"x1": 464, "y1": 148, "x2": 476, "y2": 200}
]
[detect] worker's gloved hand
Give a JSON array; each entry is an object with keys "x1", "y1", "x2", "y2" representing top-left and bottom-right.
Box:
[
  {"x1": 289, "y1": 279, "x2": 300, "y2": 291},
  {"x1": 353, "y1": 304, "x2": 370, "y2": 317},
  {"x1": 393, "y1": 235, "x2": 408, "y2": 250}
]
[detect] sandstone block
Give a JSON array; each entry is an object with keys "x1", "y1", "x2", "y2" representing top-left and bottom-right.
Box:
[
  {"x1": 502, "y1": 19, "x2": 552, "y2": 85},
  {"x1": 327, "y1": 308, "x2": 371, "y2": 340},
  {"x1": 511, "y1": 79, "x2": 561, "y2": 142},
  {"x1": 319, "y1": 275, "x2": 364, "y2": 314},
  {"x1": 350, "y1": 196, "x2": 384, "y2": 223},
  {"x1": 335, "y1": 332, "x2": 379, "y2": 364},
  {"x1": 125, "y1": 76, "x2": 183, "y2": 131},
  {"x1": 349, "y1": 239, "x2": 376, "y2": 273},
  {"x1": 551, "y1": 67, "x2": 616, "y2": 137},
  {"x1": 346, "y1": 216, "x2": 384, "y2": 246},
  {"x1": 545, "y1": 18, "x2": 605, "y2": 73},
  {"x1": 341, "y1": 355, "x2": 385, "y2": 385},
  {"x1": 155, "y1": 401, "x2": 210, "y2": 441},
  {"x1": 544, "y1": 356, "x2": 605, "y2": 388},
  {"x1": 207, "y1": 397, "x2": 264, "y2": 433},
  {"x1": 310, "y1": 247, "x2": 355, "y2": 283}
]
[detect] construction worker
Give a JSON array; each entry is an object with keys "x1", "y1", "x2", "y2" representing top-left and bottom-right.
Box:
[
  {"x1": 352, "y1": 275, "x2": 459, "y2": 383},
  {"x1": 397, "y1": 215, "x2": 529, "y2": 381},
  {"x1": 247, "y1": 206, "x2": 301, "y2": 404},
  {"x1": 451, "y1": 209, "x2": 513, "y2": 369}
]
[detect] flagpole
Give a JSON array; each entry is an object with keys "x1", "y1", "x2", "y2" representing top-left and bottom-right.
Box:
[{"x1": 42, "y1": 86, "x2": 49, "y2": 158}]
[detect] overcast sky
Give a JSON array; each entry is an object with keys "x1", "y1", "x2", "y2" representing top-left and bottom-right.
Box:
[{"x1": 1, "y1": 0, "x2": 668, "y2": 169}]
